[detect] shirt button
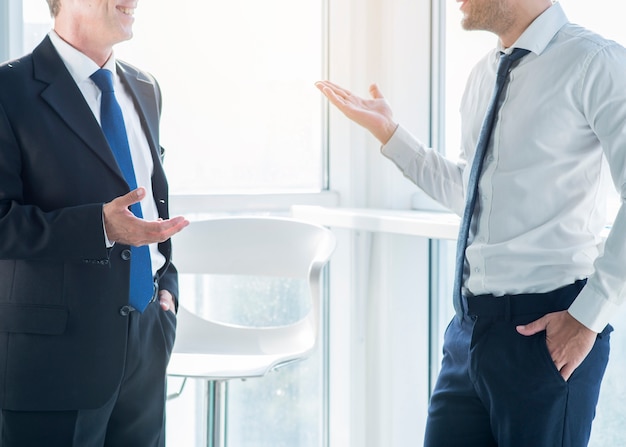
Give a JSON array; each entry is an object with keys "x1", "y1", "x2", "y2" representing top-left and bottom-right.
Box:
[
  {"x1": 120, "y1": 249, "x2": 131, "y2": 261},
  {"x1": 474, "y1": 268, "x2": 481, "y2": 273},
  {"x1": 119, "y1": 305, "x2": 132, "y2": 316}
]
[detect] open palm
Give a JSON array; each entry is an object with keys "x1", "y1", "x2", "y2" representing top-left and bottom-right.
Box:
[{"x1": 315, "y1": 80, "x2": 398, "y2": 144}]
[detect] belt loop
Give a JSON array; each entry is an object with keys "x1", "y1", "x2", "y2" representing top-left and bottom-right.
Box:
[{"x1": 504, "y1": 295, "x2": 511, "y2": 321}]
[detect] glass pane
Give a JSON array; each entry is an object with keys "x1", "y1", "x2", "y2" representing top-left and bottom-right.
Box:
[
  {"x1": 179, "y1": 274, "x2": 309, "y2": 327},
  {"x1": 442, "y1": 2, "x2": 626, "y2": 446},
  {"x1": 443, "y1": 3, "x2": 494, "y2": 161},
  {"x1": 22, "y1": 0, "x2": 52, "y2": 53},
  {"x1": 22, "y1": 0, "x2": 325, "y2": 194},
  {"x1": 227, "y1": 350, "x2": 322, "y2": 447},
  {"x1": 173, "y1": 270, "x2": 324, "y2": 447},
  {"x1": 115, "y1": 0, "x2": 326, "y2": 194}
]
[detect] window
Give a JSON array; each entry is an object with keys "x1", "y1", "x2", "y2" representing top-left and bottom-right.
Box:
[
  {"x1": 439, "y1": 3, "x2": 626, "y2": 446},
  {"x1": 20, "y1": 0, "x2": 326, "y2": 195},
  {"x1": 116, "y1": 0, "x2": 326, "y2": 194}
]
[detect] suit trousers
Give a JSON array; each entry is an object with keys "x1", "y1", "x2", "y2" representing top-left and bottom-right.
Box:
[
  {"x1": 424, "y1": 280, "x2": 612, "y2": 447},
  {"x1": 0, "y1": 300, "x2": 177, "y2": 447}
]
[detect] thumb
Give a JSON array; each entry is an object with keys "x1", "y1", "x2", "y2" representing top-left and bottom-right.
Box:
[
  {"x1": 117, "y1": 187, "x2": 145, "y2": 208},
  {"x1": 516, "y1": 316, "x2": 548, "y2": 337},
  {"x1": 369, "y1": 83, "x2": 384, "y2": 99}
]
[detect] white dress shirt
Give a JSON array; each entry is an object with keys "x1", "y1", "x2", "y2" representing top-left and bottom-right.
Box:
[
  {"x1": 48, "y1": 30, "x2": 166, "y2": 277},
  {"x1": 382, "y1": 2, "x2": 626, "y2": 332}
]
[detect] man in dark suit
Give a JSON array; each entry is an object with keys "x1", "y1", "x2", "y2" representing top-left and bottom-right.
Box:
[{"x1": 0, "y1": 0, "x2": 189, "y2": 445}]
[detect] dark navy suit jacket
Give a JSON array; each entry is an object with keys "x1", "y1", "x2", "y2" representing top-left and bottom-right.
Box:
[{"x1": 0, "y1": 36, "x2": 178, "y2": 411}]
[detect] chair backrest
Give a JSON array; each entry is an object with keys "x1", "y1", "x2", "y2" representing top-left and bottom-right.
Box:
[
  {"x1": 168, "y1": 216, "x2": 336, "y2": 379},
  {"x1": 172, "y1": 217, "x2": 334, "y2": 278}
]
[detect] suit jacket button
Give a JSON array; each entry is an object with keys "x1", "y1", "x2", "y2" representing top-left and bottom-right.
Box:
[
  {"x1": 119, "y1": 305, "x2": 132, "y2": 316},
  {"x1": 120, "y1": 249, "x2": 132, "y2": 261}
]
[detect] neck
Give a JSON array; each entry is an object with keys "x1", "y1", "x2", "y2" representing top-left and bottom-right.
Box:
[
  {"x1": 499, "y1": 0, "x2": 552, "y2": 48},
  {"x1": 53, "y1": 25, "x2": 113, "y2": 67}
]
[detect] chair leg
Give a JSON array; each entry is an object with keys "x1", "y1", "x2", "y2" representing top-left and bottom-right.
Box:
[
  {"x1": 166, "y1": 377, "x2": 188, "y2": 400},
  {"x1": 206, "y1": 380, "x2": 227, "y2": 447}
]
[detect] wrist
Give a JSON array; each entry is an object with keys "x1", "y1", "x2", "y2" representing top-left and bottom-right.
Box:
[{"x1": 378, "y1": 121, "x2": 399, "y2": 145}]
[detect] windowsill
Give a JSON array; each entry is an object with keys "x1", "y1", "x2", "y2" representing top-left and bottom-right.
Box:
[
  {"x1": 291, "y1": 205, "x2": 612, "y2": 241},
  {"x1": 170, "y1": 191, "x2": 340, "y2": 216},
  {"x1": 290, "y1": 205, "x2": 460, "y2": 240}
]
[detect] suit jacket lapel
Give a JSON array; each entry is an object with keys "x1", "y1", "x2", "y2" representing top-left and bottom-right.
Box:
[
  {"x1": 116, "y1": 62, "x2": 161, "y2": 167},
  {"x1": 32, "y1": 37, "x2": 126, "y2": 184},
  {"x1": 116, "y1": 61, "x2": 169, "y2": 213}
]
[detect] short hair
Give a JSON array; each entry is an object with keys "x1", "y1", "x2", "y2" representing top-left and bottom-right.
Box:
[{"x1": 46, "y1": 0, "x2": 61, "y2": 17}]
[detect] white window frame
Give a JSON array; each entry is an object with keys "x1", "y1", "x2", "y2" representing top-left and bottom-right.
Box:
[{"x1": 325, "y1": 0, "x2": 434, "y2": 446}]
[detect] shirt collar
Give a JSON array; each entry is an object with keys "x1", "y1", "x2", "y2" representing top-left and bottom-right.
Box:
[
  {"x1": 498, "y1": 2, "x2": 569, "y2": 56},
  {"x1": 48, "y1": 30, "x2": 118, "y2": 84}
]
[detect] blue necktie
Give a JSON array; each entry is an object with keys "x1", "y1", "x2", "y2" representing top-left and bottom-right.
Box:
[
  {"x1": 91, "y1": 68, "x2": 154, "y2": 312},
  {"x1": 452, "y1": 48, "x2": 530, "y2": 316}
]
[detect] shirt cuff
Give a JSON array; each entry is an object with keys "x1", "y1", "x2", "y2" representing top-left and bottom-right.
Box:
[
  {"x1": 381, "y1": 125, "x2": 427, "y2": 168},
  {"x1": 102, "y1": 207, "x2": 115, "y2": 248},
  {"x1": 568, "y1": 284, "x2": 619, "y2": 333}
]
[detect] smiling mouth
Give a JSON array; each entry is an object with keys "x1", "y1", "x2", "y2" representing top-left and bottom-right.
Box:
[{"x1": 117, "y1": 6, "x2": 135, "y2": 16}]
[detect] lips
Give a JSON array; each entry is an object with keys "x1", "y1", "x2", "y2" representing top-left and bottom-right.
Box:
[{"x1": 116, "y1": 6, "x2": 135, "y2": 16}]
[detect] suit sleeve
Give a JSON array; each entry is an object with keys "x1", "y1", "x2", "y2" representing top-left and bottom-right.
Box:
[{"x1": 0, "y1": 102, "x2": 109, "y2": 262}]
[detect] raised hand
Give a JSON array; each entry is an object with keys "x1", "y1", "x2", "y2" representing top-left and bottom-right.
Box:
[
  {"x1": 103, "y1": 187, "x2": 189, "y2": 247},
  {"x1": 315, "y1": 80, "x2": 399, "y2": 144}
]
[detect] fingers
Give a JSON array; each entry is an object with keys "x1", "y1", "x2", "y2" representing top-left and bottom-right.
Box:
[
  {"x1": 316, "y1": 80, "x2": 386, "y2": 102},
  {"x1": 369, "y1": 83, "x2": 384, "y2": 99},
  {"x1": 159, "y1": 290, "x2": 176, "y2": 314},
  {"x1": 108, "y1": 214, "x2": 189, "y2": 247},
  {"x1": 115, "y1": 187, "x2": 146, "y2": 209},
  {"x1": 315, "y1": 82, "x2": 348, "y2": 110},
  {"x1": 139, "y1": 215, "x2": 189, "y2": 245},
  {"x1": 559, "y1": 364, "x2": 574, "y2": 381},
  {"x1": 516, "y1": 315, "x2": 548, "y2": 336},
  {"x1": 315, "y1": 80, "x2": 353, "y2": 99}
]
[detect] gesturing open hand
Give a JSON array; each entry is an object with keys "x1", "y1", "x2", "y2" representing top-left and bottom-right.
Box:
[
  {"x1": 315, "y1": 80, "x2": 398, "y2": 144},
  {"x1": 103, "y1": 187, "x2": 189, "y2": 247}
]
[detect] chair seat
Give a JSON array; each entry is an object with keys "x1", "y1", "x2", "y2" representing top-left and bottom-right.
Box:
[{"x1": 167, "y1": 352, "x2": 303, "y2": 379}]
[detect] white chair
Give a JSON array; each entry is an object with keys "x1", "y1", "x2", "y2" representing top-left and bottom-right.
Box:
[{"x1": 167, "y1": 216, "x2": 336, "y2": 447}]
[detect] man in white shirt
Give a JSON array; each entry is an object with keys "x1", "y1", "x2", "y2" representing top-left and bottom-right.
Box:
[
  {"x1": 317, "y1": 0, "x2": 624, "y2": 445},
  {"x1": 0, "y1": 0, "x2": 188, "y2": 445}
]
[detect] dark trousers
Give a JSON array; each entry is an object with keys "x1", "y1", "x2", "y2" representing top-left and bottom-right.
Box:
[
  {"x1": 0, "y1": 300, "x2": 177, "y2": 447},
  {"x1": 424, "y1": 281, "x2": 612, "y2": 447}
]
